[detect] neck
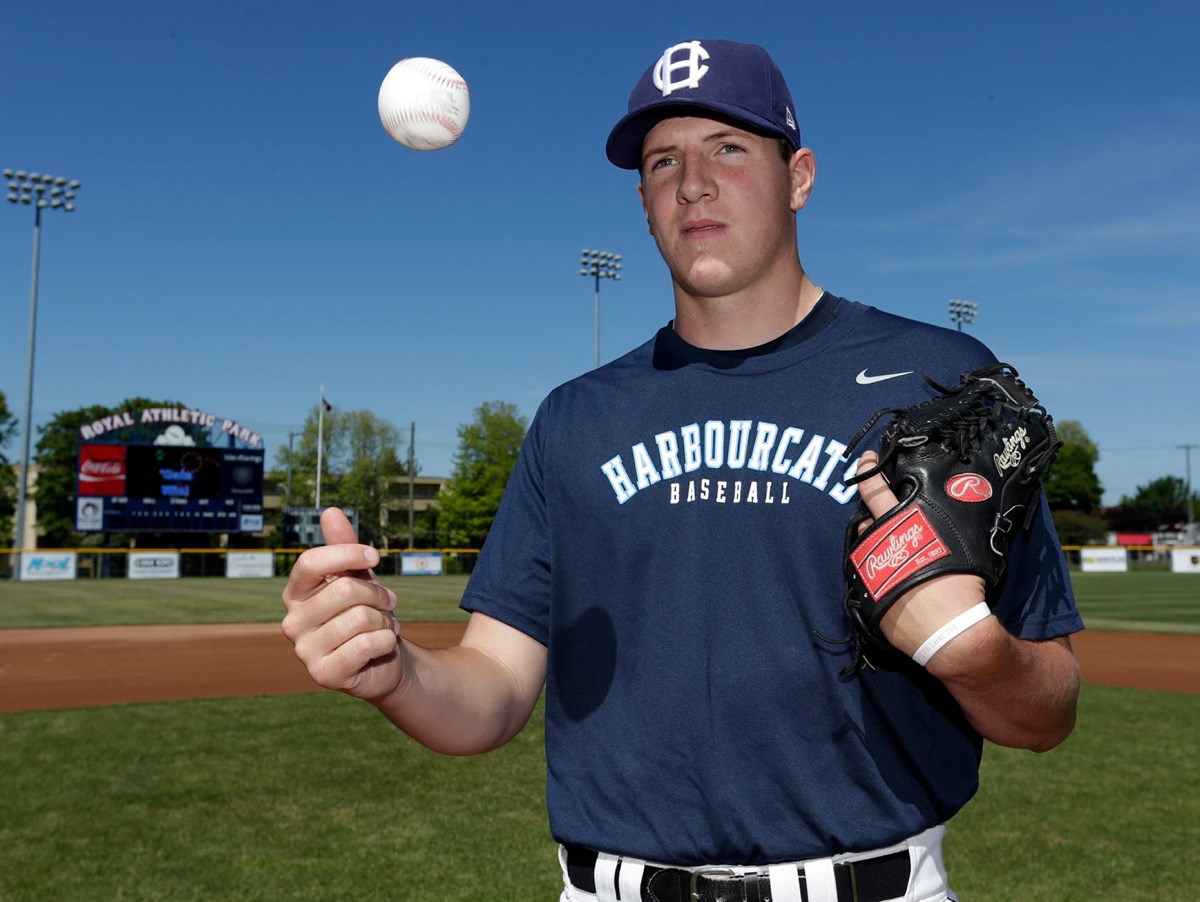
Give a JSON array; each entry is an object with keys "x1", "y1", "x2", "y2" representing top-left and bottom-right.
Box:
[{"x1": 671, "y1": 270, "x2": 824, "y2": 350}]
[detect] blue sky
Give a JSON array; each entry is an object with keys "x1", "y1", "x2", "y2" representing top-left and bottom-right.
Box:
[{"x1": 2, "y1": 0, "x2": 1196, "y2": 507}]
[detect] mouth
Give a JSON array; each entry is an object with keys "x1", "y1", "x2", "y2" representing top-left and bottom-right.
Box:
[{"x1": 681, "y1": 219, "x2": 726, "y2": 239}]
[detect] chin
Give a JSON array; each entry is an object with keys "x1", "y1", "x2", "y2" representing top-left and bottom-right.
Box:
[{"x1": 675, "y1": 257, "x2": 740, "y2": 297}]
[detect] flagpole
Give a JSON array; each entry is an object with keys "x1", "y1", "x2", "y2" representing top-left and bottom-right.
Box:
[{"x1": 316, "y1": 386, "x2": 325, "y2": 509}]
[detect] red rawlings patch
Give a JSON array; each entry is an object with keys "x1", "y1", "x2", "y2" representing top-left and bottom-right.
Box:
[
  {"x1": 850, "y1": 507, "x2": 951, "y2": 602},
  {"x1": 946, "y1": 473, "x2": 993, "y2": 502}
]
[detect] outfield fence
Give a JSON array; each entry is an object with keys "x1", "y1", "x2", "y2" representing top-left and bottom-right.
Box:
[
  {"x1": 3, "y1": 545, "x2": 1198, "y2": 581},
  {"x1": 0, "y1": 547, "x2": 481, "y2": 580},
  {"x1": 1062, "y1": 544, "x2": 1200, "y2": 573}
]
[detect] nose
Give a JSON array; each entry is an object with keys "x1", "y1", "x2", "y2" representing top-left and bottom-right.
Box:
[{"x1": 676, "y1": 153, "x2": 716, "y2": 205}]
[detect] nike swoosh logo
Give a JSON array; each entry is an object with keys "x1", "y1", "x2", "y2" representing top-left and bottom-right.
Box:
[{"x1": 856, "y1": 369, "x2": 914, "y2": 385}]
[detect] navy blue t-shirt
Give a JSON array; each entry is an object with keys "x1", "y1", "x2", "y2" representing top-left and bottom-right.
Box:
[{"x1": 461, "y1": 294, "x2": 1082, "y2": 866}]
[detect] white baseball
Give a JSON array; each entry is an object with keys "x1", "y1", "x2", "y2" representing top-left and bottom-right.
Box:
[{"x1": 377, "y1": 57, "x2": 470, "y2": 151}]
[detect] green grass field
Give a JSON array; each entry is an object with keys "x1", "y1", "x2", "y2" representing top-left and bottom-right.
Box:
[
  {"x1": 1067, "y1": 571, "x2": 1200, "y2": 632},
  {"x1": 0, "y1": 575, "x2": 471, "y2": 629},
  {"x1": 0, "y1": 569, "x2": 1195, "y2": 899},
  {"x1": 0, "y1": 685, "x2": 1194, "y2": 900},
  {"x1": 0, "y1": 570, "x2": 1195, "y2": 632}
]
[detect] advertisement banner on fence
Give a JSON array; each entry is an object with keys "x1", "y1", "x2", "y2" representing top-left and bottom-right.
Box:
[
  {"x1": 239, "y1": 514, "x2": 264, "y2": 533},
  {"x1": 1080, "y1": 547, "x2": 1129, "y2": 573},
  {"x1": 129, "y1": 552, "x2": 181, "y2": 579},
  {"x1": 401, "y1": 551, "x2": 443, "y2": 576},
  {"x1": 1170, "y1": 548, "x2": 1200, "y2": 574},
  {"x1": 226, "y1": 552, "x2": 274, "y2": 579},
  {"x1": 20, "y1": 552, "x2": 77, "y2": 581}
]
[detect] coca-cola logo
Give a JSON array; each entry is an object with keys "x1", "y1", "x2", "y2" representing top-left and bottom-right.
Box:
[
  {"x1": 79, "y1": 444, "x2": 128, "y2": 496},
  {"x1": 946, "y1": 473, "x2": 992, "y2": 502},
  {"x1": 80, "y1": 460, "x2": 125, "y2": 478}
]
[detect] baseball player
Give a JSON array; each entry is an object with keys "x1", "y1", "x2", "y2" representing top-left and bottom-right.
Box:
[{"x1": 282, "y1": 38, "x2": 1082, "y2": 902}]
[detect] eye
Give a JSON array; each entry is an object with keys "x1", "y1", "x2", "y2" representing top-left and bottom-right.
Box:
[
  {"x1": 718, "y1": 143, "x2": 746, "y2": 155},
  {"x1": 647, "y1": 154, "x2": 678, "y2": 171}
]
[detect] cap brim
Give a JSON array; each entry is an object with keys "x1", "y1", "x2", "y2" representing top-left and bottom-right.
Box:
[{"x1": 606, "y1": 100, "x2": 795, "y2": 170}]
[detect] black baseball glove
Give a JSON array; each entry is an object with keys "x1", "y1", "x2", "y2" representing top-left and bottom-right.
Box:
[{"x1": 835, "y1": 363, "x2": 1061, "y2": 672}]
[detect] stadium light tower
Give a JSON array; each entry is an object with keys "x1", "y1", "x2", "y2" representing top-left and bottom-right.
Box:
[
  {"x1": 5, "y1": 168, "x2": 81, "y2": 579},
  {"x1": 948, "y1": 299, "x2": 978, "y2": 332},
  {"x1": 580, "y1": 248, "x2": 622, "y2": 368},
  {"x1": 1182, "y1": 443, "x2": 1198, "y2": 525}
]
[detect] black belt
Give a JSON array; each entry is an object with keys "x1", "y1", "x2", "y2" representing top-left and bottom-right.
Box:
[{"x1": 565, "y1": 844, "x2": 911, "y2": 902}]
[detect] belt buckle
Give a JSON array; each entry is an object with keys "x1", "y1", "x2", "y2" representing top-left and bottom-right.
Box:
[{"x1": 689, "y1": 867, "x2": 737, "y2": 902}]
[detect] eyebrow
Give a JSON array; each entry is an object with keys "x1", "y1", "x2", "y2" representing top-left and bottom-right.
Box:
[{"x1": 641, "y1": 128, "x2": 755, "y2": 165}]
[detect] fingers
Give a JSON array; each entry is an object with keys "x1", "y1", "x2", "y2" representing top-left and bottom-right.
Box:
[
  {"x1": 294, "y1": 616, "x2": 403, "y2": 698},
  {"x1": 320, "y1": 506, "x2": 359, "y2": 546},
  {"x1": 279, "y1": 507, "x2": 406, "y2": 699},
  {"x1": 309, "y1": 602, "x2": 400, "y2": 652},
  {"x1": 285, "y1": 594, "x2": 398, "y2": 659},
  {"x1": 294, "y1": 604, "x2": 403, "y2": 692},
  {"x1": 318, "y1": 506, "x2": 377, "y2": 581},
  {"x1": 280, "y1": 565, "x2": 404, "y2": 698},
  {"x1": 854, "y1": 451, "x2": 899, "y2": 520},
  {"x1": 282, "y1": 520, "x2": 380, "y2": 606},
  {"x1": 281, "y1": 567, "x2": 397, "y2": 649}
]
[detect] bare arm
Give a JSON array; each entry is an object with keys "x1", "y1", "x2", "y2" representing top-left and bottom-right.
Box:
[
  {"x1": 374, "y1": 612, "x2": 546, "y2": 755},
  {"x1": 281, "y1": 508, "x2": 546, "y2": 757},
  {"x1": 857, "y1": 454, "x2": 1081, "y2": 751},
  {"x1": 928, "y1": 626, "x2": 1078, "y2": 751}
]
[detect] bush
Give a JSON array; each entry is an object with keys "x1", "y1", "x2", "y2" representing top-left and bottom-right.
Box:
[{"x1": 1052, "y1": 509, "x2": 1110, "y2": 546}]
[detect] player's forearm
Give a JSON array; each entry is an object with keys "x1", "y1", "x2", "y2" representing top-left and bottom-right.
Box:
[
  {"x1": 930, "y1": 624, "x2": 1080, "y2": 751},
  {"x1": 371, "y1": 641, "x2": 541, "y2": 756}
]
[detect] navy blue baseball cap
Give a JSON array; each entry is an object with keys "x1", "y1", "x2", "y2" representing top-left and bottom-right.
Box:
[{"x1": 606, "y1": 39, "x2": 801, "y2": 170}]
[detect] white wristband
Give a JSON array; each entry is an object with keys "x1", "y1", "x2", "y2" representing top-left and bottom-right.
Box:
[{"x1": 912, "y1": 602, "x2": 991, "y2": 667}]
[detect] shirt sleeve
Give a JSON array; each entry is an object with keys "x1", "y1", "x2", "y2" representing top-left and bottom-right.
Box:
[
  {"x1": 991, "y1": 493, "x2": 1085, "y2": 640},
  {"x1": 458, "y1": 399, "x2": 553, "y2": 647}
]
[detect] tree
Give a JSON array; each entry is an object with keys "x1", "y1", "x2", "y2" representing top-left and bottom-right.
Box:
[
  {"x1": 271, "y1": 404, "x2": 412, "y2": 547},
  {"x1": 409, "y1": 505, "x2": 441, "y2": 548},
  {"x1": 1, "y1": 390, "x2": 17, "y2": 544},
  {"x1": 437, "y1": 401, "x2": 528, "y2": 548},
  {"x1": 1051, "y1": 510, "x2": 1109, "y2": 546},
  {"x1": 1119, "y1": 475, "x2": 1192, "y2": 525},
  {"x1": 273, "y1": 405, "x2": 345, "y2": 511},
  {"x1": 1043, "y1": 420, "x2": 1103, "y2": 513},
  {"x1": 337, "y1": 411, "x2": 407, "y2": 546},
  {"x1": 31, "y1": 397, "x2": 202, "y2": 548}
]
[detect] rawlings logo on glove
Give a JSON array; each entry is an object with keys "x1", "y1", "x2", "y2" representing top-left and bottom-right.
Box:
[
  {"x1": 851, "y1": 508, "x2": 950, "y2": 600},
  {"x1": 946, "y1": 474, "x2": 991, "y2": 502},
  {"x1": 827, "y1": 363, "x2": 1061, "y2": 673}
]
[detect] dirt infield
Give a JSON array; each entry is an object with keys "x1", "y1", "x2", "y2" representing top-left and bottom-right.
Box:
[{"x1": 0, "y1": 624, "x2": 1196, "y2": 714}]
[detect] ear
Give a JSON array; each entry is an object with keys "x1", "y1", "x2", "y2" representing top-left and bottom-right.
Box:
[
  {"x1": 637, "y1": 180, "x2": 654, "y2": 236},
  {"x1": 788, "y1": 148, "x2": 816, "y2": 213}
]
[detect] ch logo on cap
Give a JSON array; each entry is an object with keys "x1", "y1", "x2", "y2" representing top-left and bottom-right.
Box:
[{"x1": 654, "y1": 40, "x2": 710, "y2": 97}]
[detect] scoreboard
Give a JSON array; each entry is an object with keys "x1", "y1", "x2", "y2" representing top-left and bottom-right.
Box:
[{"x1": 76, "y1": 443, "x2": 264, "y2": 533}]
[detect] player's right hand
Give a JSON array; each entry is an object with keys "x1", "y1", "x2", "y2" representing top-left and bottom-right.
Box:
[{"x1": 280, "y1": 507, "x2": 405, "y2": 703}]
